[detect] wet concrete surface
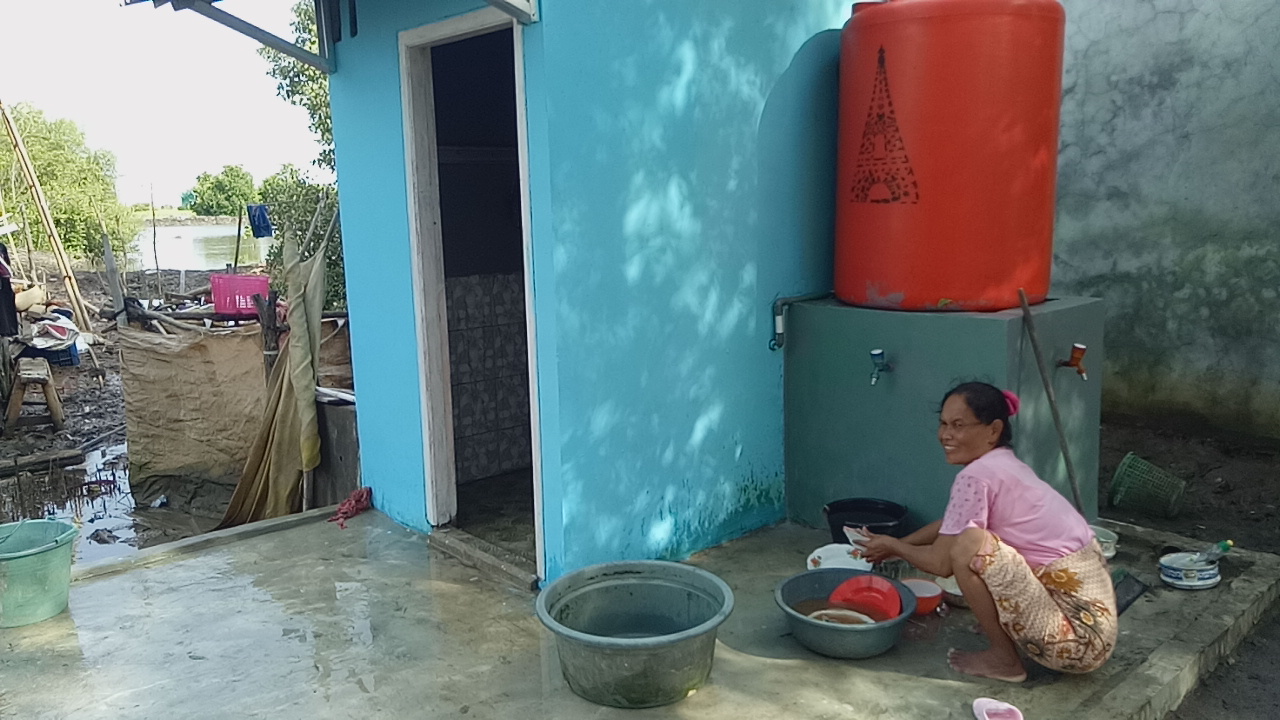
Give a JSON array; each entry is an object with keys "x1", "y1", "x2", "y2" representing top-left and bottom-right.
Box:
[{"x1": 0, "y1": 513, "x2": 1275, "y2": 719}]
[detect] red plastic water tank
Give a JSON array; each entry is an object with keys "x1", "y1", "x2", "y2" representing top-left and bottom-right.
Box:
[{"x1": 834, "y1": 0, "x2": 1066, "y2": 311}]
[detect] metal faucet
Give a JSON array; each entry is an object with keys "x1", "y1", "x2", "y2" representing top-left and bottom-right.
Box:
[{"x1": 870, "y1": 349, "x2": 893, "y2": 385}]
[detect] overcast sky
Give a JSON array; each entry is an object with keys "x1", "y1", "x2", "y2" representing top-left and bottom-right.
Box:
[{"x1": 0, "y1": 0, "x2": 328, "y2": 205}]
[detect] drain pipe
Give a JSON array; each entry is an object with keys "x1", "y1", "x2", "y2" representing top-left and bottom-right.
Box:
[{"x1": 770, "y1": 292, "x2": 833, "y2": 350}]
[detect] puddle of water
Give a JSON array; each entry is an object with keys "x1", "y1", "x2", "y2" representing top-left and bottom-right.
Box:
[
  {"x1": 3, "y1": 443, "x2": 141, "y2": 563},
  {"x1": 52, "y1": 444, "x2": 139, "y2": 563}
]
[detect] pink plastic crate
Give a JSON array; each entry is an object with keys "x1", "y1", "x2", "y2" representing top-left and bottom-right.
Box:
[{"x1": 211, "y1": 273, "x2": 271, "y2": 316}]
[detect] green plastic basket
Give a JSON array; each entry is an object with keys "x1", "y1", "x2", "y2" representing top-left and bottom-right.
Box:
[
  {"x1": 1109, "y1": 453, "x2": 1186, "y2": 519},
  {"x1": 0, "y1": 519, "x2": 78, "y2": 628}
]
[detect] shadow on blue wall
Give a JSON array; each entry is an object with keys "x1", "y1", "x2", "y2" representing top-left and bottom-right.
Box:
[{"x1": 532, "y1": 1, "x2": 844, "y2": 574}]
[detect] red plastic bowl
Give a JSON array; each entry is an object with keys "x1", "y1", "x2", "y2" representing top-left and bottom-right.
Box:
[
  {"x1": 901, "y1": 579, "x2": 943, "y2": 616},
  {"x1": 828, "y1": 574, "x2": 901, "y2": 621}
]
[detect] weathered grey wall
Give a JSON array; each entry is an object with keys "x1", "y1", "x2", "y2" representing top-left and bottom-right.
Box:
[{"x1": 1054, "y1": 0, "x2": 1280, "y2": 435}]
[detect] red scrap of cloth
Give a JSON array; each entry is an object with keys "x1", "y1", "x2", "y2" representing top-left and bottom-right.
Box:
[{"x1": 329, "y1": 487, "x2": 373, "y2": 529}]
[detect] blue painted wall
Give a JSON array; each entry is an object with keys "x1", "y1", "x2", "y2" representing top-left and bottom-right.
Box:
[
  {"x1": 328, "y1": 0, "x2": 852, "y2": 575},
  {"x1": 328, "y1": 0, "x2": 487, "y2": 531},
  {"x1": 528, "y1": 0, "x2": 850, "y2": 578}
]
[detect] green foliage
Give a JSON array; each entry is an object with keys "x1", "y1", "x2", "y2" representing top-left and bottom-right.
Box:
[
  {"x1": 189, "y1": 165, "x2": 257, "y2": 217},
  {"x1": 0, "y1": 103, "x2": 138, "y2": 259},
  {"x1": 179, "y1": 190, "x2": 195, "y2": 210},
  {"x1": 259, "y1": 164, "x2": 345, "y2": 310},
  {"x1": 259, "y1": 1, "x2": 333, "y2": 171},
  {"x1": 258, "y1": 2, "x2": 345, "y2": 310}
]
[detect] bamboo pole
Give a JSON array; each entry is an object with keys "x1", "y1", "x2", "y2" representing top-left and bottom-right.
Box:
[
  {"x1": 0, "y1": 99, "x2": 95, "y2": 336},
  {"x1": 1018, "y1": 288, "x2": 1086, "y2": 513}
]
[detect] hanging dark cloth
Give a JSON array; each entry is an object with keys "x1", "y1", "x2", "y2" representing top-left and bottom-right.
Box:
[
  {"x1": 0, "y1": 244, "x2": 18, "y2": 337},
  {"x1": 247, "y1": 204, "x2": 275, "y2": 238}
]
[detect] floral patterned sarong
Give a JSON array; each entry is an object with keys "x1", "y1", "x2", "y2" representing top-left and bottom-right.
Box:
[{"x1": 971, "y1": 532, "x2": 1118, "y2": 673}]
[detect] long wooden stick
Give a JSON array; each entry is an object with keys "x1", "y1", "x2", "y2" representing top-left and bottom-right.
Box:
[
  {"x1": 232, "y1": 207, "x2": 244, "y2": 272},
  {"x1": 1018, "y1": 288, "x2": 1086, "y2": 512},
  {"x1": 0, "y1": 449, "x2": 84, "y2": 478},
  {"x1": 19, "y1": 202, "x2": 35, "y2": 280},
  {"x1": 0, "y1": 99, "x2": 94, "y2": 336},
  {"x1": 150, "y1": 188, "x2": 163, "y2": 301},
  {"x1": 102, "y1": 233, "x2": 126, "y2": 330}
]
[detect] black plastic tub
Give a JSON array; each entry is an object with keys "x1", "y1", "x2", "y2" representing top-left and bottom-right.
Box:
[
  {"x1": 823, "y1": 497, "x2": 909, "y2": 543},
  {"x1": 536, "y1": 561, "x2": 734, "y2": 708}
]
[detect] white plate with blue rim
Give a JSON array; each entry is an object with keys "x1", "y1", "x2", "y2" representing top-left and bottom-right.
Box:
[
  {"x1": 1159, "y1": 552, "x2": 1220, "y2": 590},
  {"x1": 806, "y1": 543, "x2": 873, "y2": 572}
]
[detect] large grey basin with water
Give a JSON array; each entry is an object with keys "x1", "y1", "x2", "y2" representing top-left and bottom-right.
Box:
[
  {"x1": 776, "y1": 568, "x2": 916, "y2": 659},
  {"x1": 536, "y1": 560, "x2": 734, "y2": 708}
]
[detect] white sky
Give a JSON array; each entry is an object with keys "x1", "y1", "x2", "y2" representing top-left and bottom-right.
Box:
[{"x1": 0, "y1": 0, "x2": 330, "y2": 206}]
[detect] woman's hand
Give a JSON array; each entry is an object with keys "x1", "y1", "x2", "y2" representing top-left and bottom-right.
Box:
[{"x1": 857, "y1": 529, "x2": 902, "y2": 564}]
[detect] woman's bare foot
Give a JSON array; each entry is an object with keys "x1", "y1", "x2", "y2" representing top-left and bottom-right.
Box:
[{"x1": 948, "y1": 647, "x2": 1027, "y2": 683}]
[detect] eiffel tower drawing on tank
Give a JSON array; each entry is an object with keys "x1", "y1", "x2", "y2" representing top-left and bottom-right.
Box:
[{"x1": 850, "y1": 47, "x2": 920, "y2": 204}]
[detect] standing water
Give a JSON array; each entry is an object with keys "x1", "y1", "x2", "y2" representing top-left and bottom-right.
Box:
[
  {"x1": 0, "y1": 444, "x2": 214, "y2": 564},
  {"x1": 1, "y1": 444, "x2": 139, "y2": 564},
  {"x1": 133, "y1": 224, "x2": 275, "y2": 271}
]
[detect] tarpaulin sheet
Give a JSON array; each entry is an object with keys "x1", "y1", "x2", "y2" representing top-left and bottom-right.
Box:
[
  {"x1": 219, "y1": 237, "x2": 326, "y2": 528},
  {"x1": 119, "y1": 325, "x2": 266, "y2": 515}
]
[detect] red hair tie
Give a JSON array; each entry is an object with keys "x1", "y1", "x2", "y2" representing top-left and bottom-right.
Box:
[{"x1": 1002, "y1": 390, "x2": 1021, "y2": 417}]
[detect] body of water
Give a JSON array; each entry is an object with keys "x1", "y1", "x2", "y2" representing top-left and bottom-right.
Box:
[{"x1": 131, "y1": 224, "x2": 275, "y2": 271}]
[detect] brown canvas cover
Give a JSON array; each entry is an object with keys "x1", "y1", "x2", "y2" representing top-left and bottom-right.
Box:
[
  {"x1": 219, "y1": 238, "x2": 326, "y2": 528},
  {"x1": 119, "y1": 326, "x2": 265, "y2": 516}
]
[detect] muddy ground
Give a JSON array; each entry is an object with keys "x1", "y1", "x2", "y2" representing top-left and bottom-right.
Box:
[
  {"x1": 1099, "y1": 418, "x2": 1280, "y2": 719},
  {"x1": 2, "y1": 251, "x2": 226, "y2": 461},
  {"x1": 1, "y1": 252, "x2": 237, "y2": 551}
]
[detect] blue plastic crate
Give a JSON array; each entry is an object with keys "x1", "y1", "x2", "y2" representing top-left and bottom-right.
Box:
[{"x1": 19, "y1": 343, "x2": 80, "y2": 367}]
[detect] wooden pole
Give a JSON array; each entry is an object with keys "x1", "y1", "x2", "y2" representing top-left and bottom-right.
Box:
[
  {"x1": 0, "y1": 449, "x2": 85, "y2": 478},
  {"x1": 253, "y1": 289, "x2": 281, "y2": 384},
  {"x1": 120, "y1": 232, "x2": 131, "y2": 295},
  {"x1": 150, "y1": 187, "x2": 163, "y2": 302},
  {"x1": 19, "y1": 204, "x2": 34, "y2": 281},
  {"x1": 0, "y1": 99, "x2": 94, "y2": 335},
  {"x1": 232, "y1": 207, "x2": 244, "y2": 272},
  {"x1": 99, "y1": 221, "x2": 126, "y2": 330},
  {"x1": 6, "y1": 165, "x2": 34, "y2": 280},
  {"x1": 1018, "y1": 288, "x2": 1086, "y2": 513}
]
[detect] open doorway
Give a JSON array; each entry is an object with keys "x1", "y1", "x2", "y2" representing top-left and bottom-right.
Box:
[{"x1": 400, "y1": 10, "x2": 541, "y2": 574}]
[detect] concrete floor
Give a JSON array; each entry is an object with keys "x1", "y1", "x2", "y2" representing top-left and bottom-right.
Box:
[
  {"x1": 453, "y1": 469, "x2": 536, "y2": 561},
  {"x1": 1, "y1": 513, "x2": 1277, "y2": 720}
]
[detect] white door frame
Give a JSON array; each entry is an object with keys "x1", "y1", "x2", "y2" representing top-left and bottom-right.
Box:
[{"x1": 399, "y1": 8, "x2": 546, "y2": 578}]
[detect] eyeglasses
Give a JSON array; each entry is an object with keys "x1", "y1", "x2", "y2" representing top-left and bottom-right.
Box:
[{"x1": 938, "y1": 419, "x2": 984, "y2": 432}]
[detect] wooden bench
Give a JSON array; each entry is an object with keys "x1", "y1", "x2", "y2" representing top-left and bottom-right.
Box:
[{"x1": 3, "y1": 357, "x2": 65, "y2": 434}]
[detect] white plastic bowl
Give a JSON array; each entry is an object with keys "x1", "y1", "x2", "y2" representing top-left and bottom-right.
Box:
[{"x1": 1090, "y1": 525, "x2": 1118, "y2": 560}]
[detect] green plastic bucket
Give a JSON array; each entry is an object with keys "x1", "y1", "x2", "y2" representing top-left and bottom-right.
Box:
[
  {"x1": 0, "y1": 519, "x2": 78, "y2": 627},
  {"x1": 1109, "y1": 453, "x2": 1186, "y2": 519}
]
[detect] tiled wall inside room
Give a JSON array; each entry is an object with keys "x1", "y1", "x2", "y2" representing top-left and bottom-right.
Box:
[{"x1": 446, "y1": 272, "x2": 532, "y2": 483}]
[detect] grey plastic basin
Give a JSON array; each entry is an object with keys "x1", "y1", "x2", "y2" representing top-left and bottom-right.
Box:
[
  {"x1": 775, "y1": 568, "x2": 916, "y2": 659},
  {"x1": 536, "y1": 560, "x2": 734, "y2": 708}
]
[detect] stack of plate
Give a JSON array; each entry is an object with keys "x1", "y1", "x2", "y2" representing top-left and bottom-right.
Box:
[{"x1": 1159, "y1": 552, "x2": 1220, "y2": 590}]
